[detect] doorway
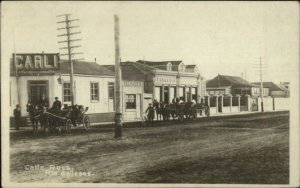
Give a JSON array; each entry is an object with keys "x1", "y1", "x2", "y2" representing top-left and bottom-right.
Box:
[
  {"x1": 108, "y1": 82, "x2": 115, "y2": 112},
  {"x1": 28, "y1": 81, "x2": 49, "y2": 106}
]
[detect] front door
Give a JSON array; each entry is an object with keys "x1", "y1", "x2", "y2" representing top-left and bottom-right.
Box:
[
  {"x1": 28, "y1": 81, "x2": 49, "y2": 106},
  {"x1": 108, "y1": 83, "x2": 115, "y2": 112}
]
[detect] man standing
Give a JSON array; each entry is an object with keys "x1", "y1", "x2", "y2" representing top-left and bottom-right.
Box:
[
  {"x1": 145, "y1": 103, "x2": 155, "y2": 124},
  {"x1": 153, "y1": 99, "x2": 159, "y2": 121},
  {"x1": 13, "y1": 104, "x2": 21, "y2": 130},
  {"x1": 26, "y1": 101, "x2": 35, "y2": 126}
]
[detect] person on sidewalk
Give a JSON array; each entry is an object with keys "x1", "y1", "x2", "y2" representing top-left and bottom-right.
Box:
[
  {"x1": 145, "y1": 103, "x2": 155, "y2": 124},
  {"x1": 13, "y1": 104, "x2": 21, "y2": 130},
  {"x1": 205, "y1": 105, "x2": 210, "y2": 118}
]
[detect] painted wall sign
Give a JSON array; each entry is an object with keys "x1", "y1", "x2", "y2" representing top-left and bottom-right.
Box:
[
  {"x1": 13, "y1": 53, "x2": 60, "y2": 71},
  {"x1": 179, "y1": 77, "x2": 197, "y2": 86},
  {"x1": 154, "y1": 76, "x2": 177, "y2": 85},
  {"x1": 123, "y1": 80, "x2": 143, "y2": 87}
]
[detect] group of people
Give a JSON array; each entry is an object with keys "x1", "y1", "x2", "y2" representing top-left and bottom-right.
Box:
[
  {"x1": 13, "y1": 97, "x2": 62, "y2": 130},
  {"x1": 144, "y1": 97, "x2": 205, "y2": 124},
  {"x1": 144, "y1": 97, "x2": 211, "y2": 124}
]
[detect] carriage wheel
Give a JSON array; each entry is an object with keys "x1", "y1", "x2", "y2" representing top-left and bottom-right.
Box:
[
  {"x1": 65, "y1": 119, "x2": 72, "y2": 133},
  {"x1": 83, "y1": 116, "x2": 91, "y2": 130}
]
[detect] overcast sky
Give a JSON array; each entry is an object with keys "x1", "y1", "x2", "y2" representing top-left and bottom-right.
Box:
[{"x1": 2, "y1": 1, "x2": 299, "y2": 83}]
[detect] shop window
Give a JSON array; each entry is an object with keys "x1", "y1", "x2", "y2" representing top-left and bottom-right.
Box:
[
  {"x1": 125, "y1": 94, "x2": 136, "y2": 109},
  {"x1": 90, "y1": 82, "x2": 99, "y2": 101},
  {"x1": 63, "y1": 82, "x2": 71, "y2": 102}
]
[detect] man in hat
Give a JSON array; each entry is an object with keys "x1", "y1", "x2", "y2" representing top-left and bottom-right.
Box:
[
  {"x1": 13, "y1": 104, "x2": 21, "y2": 130},
  {"x1": 145, "y1": 103, "x2": 155, "y2": 124},
  {"x1": 52, "y1": 97, "x2": 62, "y2": 113}
]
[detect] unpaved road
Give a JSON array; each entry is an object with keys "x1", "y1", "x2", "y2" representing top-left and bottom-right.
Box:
[{"x1": 10, "y1": 111, "x2": 289, "y2": 183}]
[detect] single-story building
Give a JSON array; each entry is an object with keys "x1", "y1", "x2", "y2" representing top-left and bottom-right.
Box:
[
  {"x1": 206, "y1": 74, "x2": 269, "y2": 97},
  {"x1": 10, "y1": 53, "x2": 116, "y2": 123},
  {"x1": 252, "y1": 82, "x2": 290, "y2": 98}
]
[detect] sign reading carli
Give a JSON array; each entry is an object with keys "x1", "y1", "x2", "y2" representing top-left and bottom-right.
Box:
[{"x1": 13, "y1": 53, "x2": 60, "y2": 70}]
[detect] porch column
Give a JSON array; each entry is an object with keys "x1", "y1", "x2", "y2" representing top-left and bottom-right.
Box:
[
  {"x1": 176, "y1": 86, "x2": 179, "y2": 98},
  {"x1": 189, "y1": 87, "x2": 192, "y2": 102},
  {"x1": 206, "y1": 96, "x2": 210, "y2": 107},
  {"x1": 162, "y1": 84, "x2": 165, "y2": 102},
  {"x1": 168, "y1": 86, "x2": 171, "y2": 104},
  {"x1": 184, "y1": 87, "x2": 188, "y2": 102},
  {"x1": 152, "y1": 84, "x2": 156, "y2": 101}
]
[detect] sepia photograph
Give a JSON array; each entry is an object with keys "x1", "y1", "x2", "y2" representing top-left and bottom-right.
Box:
[{"x1": 1, "y1": 1, "x2": 299, "y2": 187}]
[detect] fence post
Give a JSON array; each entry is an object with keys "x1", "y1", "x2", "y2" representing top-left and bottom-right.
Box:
[
  {"x1": 236, "y1": 94, "x2": 241, "y2": 112},
  {"x1": 245, "y1": 94, "x2": 250, "y2": 111},
  {"x1": 220, "y1": 95, "x2": 223, "y2": 113},
  {"x1": 273, "y1": 97, "x2": 275, "y2": 111},
  {"x1": 228, "y1": 94, "x2": 232, "y2": 113},
  {"x1": 215, "y1": 95, "x2": 218, "y2": 114}
]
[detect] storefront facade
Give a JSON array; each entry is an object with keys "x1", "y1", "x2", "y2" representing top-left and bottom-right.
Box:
[
  {"x1": 104, "y1": 60, "x2": 206, "y2": 121},
  {"x1": 10, "y1": 55, "x2": 206, "y2": 123},
  {"x1": 10, "y1": 53, "x2": 116, "y2": 122}
]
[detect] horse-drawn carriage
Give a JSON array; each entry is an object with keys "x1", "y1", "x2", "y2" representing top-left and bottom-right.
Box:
[
  {"x1": 167, "y1": 103, "x2": 206, "y2": 121},
  {"x1": 154, "y1": 102, "x2": 208, "y2": 122},
  {"x1": 31, "y1": 105, "x2": 90, "y2": 135}
]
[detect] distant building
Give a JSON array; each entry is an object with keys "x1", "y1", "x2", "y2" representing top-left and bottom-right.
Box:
[
  {"x1": 206, "y1": 74, "x2": 269, "y2": 97},
  {"x1": 280, "y1": 82, "x2": 290, "y2": 90},
  {"x1": 252, "y1": 82, "x2": 290, "y2": 98}
]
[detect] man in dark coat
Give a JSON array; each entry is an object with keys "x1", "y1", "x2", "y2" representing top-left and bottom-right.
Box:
[
  {"x1": 52, "y1": 97, "x2": 62, "y2": 110},
  {"x1": 26, "y1": 101, "x2": 35, "y2": 126},
  {"x1": 145, "y1": 103, "x2": 155, "y2": 124},
  {"x1": 13, "y1": 104, "x2": 21, "y2": 130},
  {"x1": 153, "y1": 99, "x2": 159, "y2": 121}
]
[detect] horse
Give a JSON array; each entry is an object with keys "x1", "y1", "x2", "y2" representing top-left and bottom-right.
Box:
[{"x1": 27, "y1": 104, "x2": 41, "y2": 135}]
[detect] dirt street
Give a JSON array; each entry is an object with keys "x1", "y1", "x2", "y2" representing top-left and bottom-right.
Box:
[{"x1": 10, "y1": 111, "x2": 289, "y2": 184}]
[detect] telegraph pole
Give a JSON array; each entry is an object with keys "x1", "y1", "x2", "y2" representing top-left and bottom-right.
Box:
[
  {"x1": 259, "y1": 57, "x2": 264, "y2": 112},
  {"x1": 254, "y1": 57, "x2": 267, "y2": 112},
  {"x1": 114, "y1": 15, "x2": 122, "y2": 138},
  {"x1": 56, "y1": 14, "x2": 83, "y2": 105}
]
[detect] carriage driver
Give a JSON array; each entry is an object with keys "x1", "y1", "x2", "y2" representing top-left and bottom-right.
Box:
[{"x1": 52, "y1": 97, "x2": 62, "y2": 113}]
